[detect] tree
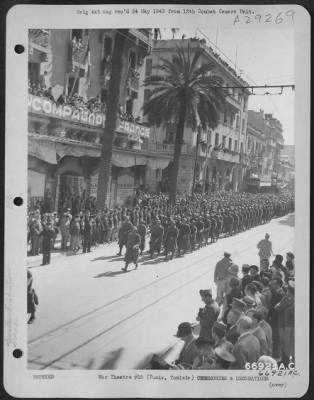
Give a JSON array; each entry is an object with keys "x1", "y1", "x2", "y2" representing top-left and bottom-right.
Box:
[
  {"x1": 96, "y1": 30, "x2": 128, "y2": 210},
  {"x1": 143, "y1": 44, "x2": 226, "y2": 205}
]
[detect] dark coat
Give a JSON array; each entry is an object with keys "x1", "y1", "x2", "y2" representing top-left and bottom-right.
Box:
[{"x1": 233, "y1": 332, "x2": 261, "y2": 369}]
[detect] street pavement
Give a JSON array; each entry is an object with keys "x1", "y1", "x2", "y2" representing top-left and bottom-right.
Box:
[{"x1": 28, "y1": 213, "x2": 294, "y2": 370}]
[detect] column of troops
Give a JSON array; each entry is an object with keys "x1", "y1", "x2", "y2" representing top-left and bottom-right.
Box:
[{"x1": 117, "y1": 193, "x2": 294, "y2": 271}]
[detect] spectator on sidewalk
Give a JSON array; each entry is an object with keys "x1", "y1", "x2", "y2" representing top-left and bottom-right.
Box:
[
  {"x1": 60, "y1": 212, "x2": 71, "y2": 252},
  {"x1": 233, "y1": 316, "x2": 261, "y2": 369},
  {"x1": 69, "y1": 215, "x2": 81, "y2": 253},
  {"x1": 257, "y1": 233, "x2": 274, "y2": 268},
  {"x1": 214, "y1": 251, "x2": 233, "y2": 305},
  {"x1": 246, "y1": 309, "x2": 270, "y2": 356},
  {"x1": 40, "y1": 218, "x2": 54, "y2": 266},
  {"x1": 196, "y1": 289, "x2": 220, "y2": 340}
]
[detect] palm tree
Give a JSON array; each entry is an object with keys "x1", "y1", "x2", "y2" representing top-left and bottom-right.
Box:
[
  {"x1": 143, "y1": 44, "x2": 226, "y2": 205},
  {"x1": 96, "y1": 30, "x2": 128, "y2": 210}
]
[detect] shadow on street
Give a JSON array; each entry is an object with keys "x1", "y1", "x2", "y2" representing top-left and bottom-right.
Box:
[
  {"x1": 94, "y1": 270, "x2": 133, "y2": 278},
  {"x1": 84, "y1": 347, "x2": 125, "y2": 369},
  {"x1": 91, "y1": 254, "x2": 121, "y2": 262},
  {"x1": 278, "y1": 214, "x2": 295, "y2": 228}
]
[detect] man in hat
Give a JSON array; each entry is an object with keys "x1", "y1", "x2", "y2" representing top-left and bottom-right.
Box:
[
  {"x1": 193, "y1": 337, "x2": 216, "y2": 369},
  {"x1": 214, "y1": 343, "x2": 236, "y2": 369},
  {"x1": 40, "y1": 218, "x2": 54, "y2": 265},
  {"x1": 257, "y1": 233, "x2": 274, "y2": 268},
  {"x1": 174, "y1": 322, "x2": 200, "y2": 369},
  {"x1": 83, "y1": 210, "x2": 92, "y2": 253},
  {"x1": 69, "y1": 215, "x2": 81, "y2": 253},
  {"x1": 212, "y1": 321, "x2": 228, "y2": 349},
  {"x1": 226, "y1": 308, "x2": 242, "y2": 345},
  {"x1": 203, "y1": 214, "x2": 211, "y2": 246},
  {"x1": 117, "y1": 216, "x2": 133, "y2": 256},
  {"x1": 214, "y1": 251, "x2": 233, "y2": 305},
  {"x1": 164, "y1": 219, "x2": 179, "y2": 261},
  {"x1": 246, "y1": 309, "x2": 270, "y2": 356},
  {"x1": 149, "y1": 219, "x2": 164, "y2": 258},
  {"x1": 189, "y1": 218, "x2": 197, "y2": 252},
  {"x1": 275, "y1": 280, "x2": 295, "y2": 366},
  {"x1": 195, "y1": 217, "x2": 205, "y2": 249},
  {"x1": 123, "y1": 227, "x2": 141, "y2": 272},
  {"x1": 197, "y1": 289, "x2": 220, "y2": 339},
  {"x1": 233, "y1": 316, "x2": 261, "y2": 369},
  {"x1": 60, "y1": 212, "x2": 71, "y2": 252},
  {"x1": 137, "y1": 219, "x2": 147, "y2": 256}
]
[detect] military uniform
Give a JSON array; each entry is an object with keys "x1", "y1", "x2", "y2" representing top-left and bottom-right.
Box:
[
  {"x1": 149, "y1": 221, "x2": 164, "y2": 258},
  {"x1": 123, "y1": 229, "x2": 141, "y2": 271},
  {"x1": 164, "y1": 223, "x2": 179, "y2": 260}
]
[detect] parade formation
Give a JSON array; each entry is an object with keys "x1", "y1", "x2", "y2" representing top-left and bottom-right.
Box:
[
  {"x1": 27, "y1": 190, "x2": 295, "y2": 370},
  {"x1": 27, "y1": 191, "x2": 294, "y2": 270}
]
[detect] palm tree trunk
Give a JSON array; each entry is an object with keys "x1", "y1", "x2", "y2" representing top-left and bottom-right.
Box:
[
  {"x1": 96, "y1": 30, "x2": 127, "y2": 210},
  {"x1": 169, "y1": 99, "x2": 186, "y2": 205}
]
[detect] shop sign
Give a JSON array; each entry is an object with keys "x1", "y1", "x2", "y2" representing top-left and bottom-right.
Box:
[
  {"x1": 28, "y1": 94, "x2": 106, "y2": 128},
  {"x1": 116, "y1": 119, "x2": 150, "y2": 139}
]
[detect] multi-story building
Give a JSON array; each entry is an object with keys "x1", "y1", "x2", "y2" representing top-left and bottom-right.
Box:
[
  {"x1": 139, "y1": 38, "x2": 250, "y2": 194},
  {"x1": 279, "y1": 145, "x2": 295, "y2": 190},
  {"x1": 28, "y1": 28, "x2": 153, "y2": 211},
  {"x1": 243, "y1": 109, "x2": 285, "y2": 191}
]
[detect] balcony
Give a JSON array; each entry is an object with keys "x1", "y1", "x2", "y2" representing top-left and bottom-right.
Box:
[
  {"x1": 211, "y1": 149, "x2": 240, "y2": 163},
  {"x1": 142, "y1": 142, "x2": 192, "y2": 154},
  {"x1": 29, "y1": 29, "x2": 50, "y2": 53},
  {"x1": 226, "y1": 95, "x2": 241, "y2": 110},
  {"x1": 129, "y1": 29, "x2": 153, "y2": 48},
  {"x1": 28, "y1": 94, "x2": 150, "y2": 140}
]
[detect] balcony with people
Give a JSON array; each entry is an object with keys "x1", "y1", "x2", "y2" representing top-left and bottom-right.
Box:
[{"x1": 28, "y1": 81, "x2": 150, "y2": 149}]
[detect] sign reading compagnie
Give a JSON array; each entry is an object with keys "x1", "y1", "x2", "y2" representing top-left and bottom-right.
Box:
[{"x1": 28, "y1": 94, "x2": 150, "y2": 138}]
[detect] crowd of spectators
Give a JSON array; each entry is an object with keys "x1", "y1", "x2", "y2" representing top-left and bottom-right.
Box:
[{"x1": 157, "y1": 247, "x2": 295, "y2": 370}]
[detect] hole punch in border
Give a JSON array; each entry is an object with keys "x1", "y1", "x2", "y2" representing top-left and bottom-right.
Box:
[
  {"x1": 13, "y1": 197, "x2": 23, "y2": 206},
  {"x1": 14, "y1": 44, "x2": 25, "y2": 54}
]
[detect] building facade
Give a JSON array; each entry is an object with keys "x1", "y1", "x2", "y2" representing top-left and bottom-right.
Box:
[
  {"x1": 140, "y1": 38, "x2": 250, "y2": 194},
  {"x1": 244, "y1": 109, "x2": 285, "y2": 191},
  {"x1": 28, "y1": 28, "x2": 157, "y2": 212}
]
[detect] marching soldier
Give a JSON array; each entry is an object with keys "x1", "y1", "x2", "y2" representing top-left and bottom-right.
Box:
[
  {"x1": 137, "y1": 219, "x2": 147, "y2": 256},
  {"x1": 149, "y1": 219, "x2": 164, "y2": 258},
  {"x1": 178, "y1": 217, "x2": 191, "y2": 257},
  {"x1": 164, "y1": 219, "x2": 179, "y2": 261},
  {"x1": 117, "y1": 216, "x2": 133, "y2": 256},
  {"x1": 123, "y1": 227, "x2": 141, "y2": 272},
  {"x1": 195, "y1": 216, "x2": 205, "y2": 249}
]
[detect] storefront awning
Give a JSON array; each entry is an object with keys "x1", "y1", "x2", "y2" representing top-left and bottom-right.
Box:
[
  {"x1": 111, "y1": 153, "x2": 147, "y2": 168},
  {"x1": 56, "y1": 143, "x2": 101, "y2": 159},
  {"x1": 28, "y1": 138, "x2": 57, "y2": 164},
  {"x1": 147, "y1": 158, "x2": 171, "y2": 170}
]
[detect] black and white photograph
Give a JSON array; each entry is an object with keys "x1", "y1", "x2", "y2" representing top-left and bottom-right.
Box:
[{"x1": 4, "y1": 3, "x2": 310, "y2": 398}]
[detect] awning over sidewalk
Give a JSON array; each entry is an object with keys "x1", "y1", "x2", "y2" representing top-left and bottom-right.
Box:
[{"x1": 28, "y1": 138, "x2": 58, "y2": 164}]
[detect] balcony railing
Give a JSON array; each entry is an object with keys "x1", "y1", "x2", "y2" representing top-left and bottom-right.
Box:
[
  {"x1": 226, "y1": 95, "x2": 241, "y2": 110},
  {"x1": 28, "y1": 94, "x2": 150, "y2": 139},
  {"x1": 211, "y1": 149, "x2": 240, "y2": 163},
  {"x1": 142, "y1": 142, "x2": 192, "y2": 154},
  {"x1": 129, "y1": 29, "x2": 153, "y2": 47}
]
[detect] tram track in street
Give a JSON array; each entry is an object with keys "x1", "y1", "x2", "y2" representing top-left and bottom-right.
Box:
[
  {"x1": 28, "y1": 231, "x2": 252, "y2": 345},
  {"x1": 28, "y1": 216, "x2": 294, "y2": 370}
]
